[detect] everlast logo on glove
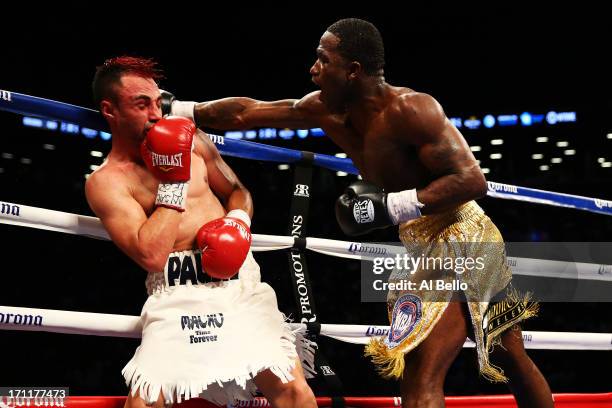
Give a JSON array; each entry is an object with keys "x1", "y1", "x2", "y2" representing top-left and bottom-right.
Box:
[
  {"x1": 224, "y1": 219, "x2": 251, "y2": 242},
  {"x1": 353, "y1": 199, "x2": 375, "y2": 224},
  {"x1": 141, "y1": 117, "x2": 195, "y2": 212},
  {"x1": 151, "y1": 152, "x2": 183, "y2": 170}
]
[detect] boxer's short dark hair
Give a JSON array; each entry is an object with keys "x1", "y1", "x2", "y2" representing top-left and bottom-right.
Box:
[{"x1": 327, "y1": 18, "x2": 385, "y2": 75}]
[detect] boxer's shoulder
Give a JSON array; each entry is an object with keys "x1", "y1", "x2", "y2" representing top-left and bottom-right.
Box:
[
  {"x1": 85, "y1": 157, "x2": 145, "y2": 210},
  {"x1": 295, "y1": 91, "x2": 328, "y2": 116},
  {"x1": 391, "y1": 89, "x2": 443, "y2": 120}
]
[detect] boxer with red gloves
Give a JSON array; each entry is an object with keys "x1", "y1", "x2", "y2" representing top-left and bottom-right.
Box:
[
  {"x1": 86, "y1": 57, "x2": 316, "y2": 408},
  {"x1": 142, "y1": 117, "x2": 252, "y2": 279}
]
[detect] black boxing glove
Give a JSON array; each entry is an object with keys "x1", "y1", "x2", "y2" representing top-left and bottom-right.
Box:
[
  {"x1": 335, "y1": 180, "x2": 424, "y2": 236},
  {"x1": 159, "y1": 89, "x2": 196, "y2": 121}
]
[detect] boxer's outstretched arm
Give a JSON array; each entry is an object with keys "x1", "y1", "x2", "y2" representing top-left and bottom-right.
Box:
[
  {"x1": 193, "y1": 92, "x2": 324, "y2": 130},
  {"x1": 396, "y1": 93, "x2": 487, "y2": 213},
  {"x1": 196, "y1": 130, "x2": 253, "y2": 217},
  {"x1": 85, "y1": 170, "x2": 182, "y2": 273}
]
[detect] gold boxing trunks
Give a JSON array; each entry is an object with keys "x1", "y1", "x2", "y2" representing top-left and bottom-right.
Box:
[{"x1": 365, "y1": 201, "x2": 538, "y2": 383}]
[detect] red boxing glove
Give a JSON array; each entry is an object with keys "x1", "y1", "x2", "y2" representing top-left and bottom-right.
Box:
[
  {"x1": 141, "y1": 116, "x2": 196, "y2": 211},
  {"x1": 196, "y1": 210, "x2": 252, "y2": 279},
  {"x1": 141, "y1": 116, "x2": 195, "y2": 182}
]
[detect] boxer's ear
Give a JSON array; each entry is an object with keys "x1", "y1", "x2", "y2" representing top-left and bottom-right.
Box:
[
  {"x1": 100, "y1": 100, "x2": 115, "y2": 120},
  {"x1": 348, "y1": 61, "x2": 361, "y2": 80}
]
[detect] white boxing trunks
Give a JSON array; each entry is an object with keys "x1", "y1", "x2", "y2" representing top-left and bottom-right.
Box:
[{"x1": 122, "y1": 250, "x2": 314, "y2": 405}]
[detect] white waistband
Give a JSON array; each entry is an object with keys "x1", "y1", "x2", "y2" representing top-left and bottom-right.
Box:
[{"x1": 145, "y1": 249, "x2": 239, "y2": 295}]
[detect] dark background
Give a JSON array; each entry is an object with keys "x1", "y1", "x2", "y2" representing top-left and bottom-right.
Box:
[{"x1": 1, "y1": 2, "x2": 611, "y2": 399}]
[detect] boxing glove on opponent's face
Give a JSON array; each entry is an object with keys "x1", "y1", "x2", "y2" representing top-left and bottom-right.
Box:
[{"x1": 141, "y1": 116, "x2": 195, "y2": 211}]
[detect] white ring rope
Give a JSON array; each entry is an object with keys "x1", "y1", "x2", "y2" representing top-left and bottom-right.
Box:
[
  {"x1": 1, "y1": 200, "x2": 611, "y2": 282},
  {"x1": 0, "y1": 306, "x2": 610, "y2": 350},
  {"x1": 1, "y1": 202, "x2": 610, "y2": 350}
]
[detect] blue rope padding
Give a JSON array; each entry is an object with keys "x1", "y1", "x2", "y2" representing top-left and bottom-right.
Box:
[{"x1": 1, "y1": 89, "x2": 610, "y2": 216}]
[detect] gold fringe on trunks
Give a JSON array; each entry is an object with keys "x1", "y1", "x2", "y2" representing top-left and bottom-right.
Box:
[
  {"x1": 365, "y1": 336, "x2": 405, "y2": 380},
  {"x1": 477, "y1": 287, "x2": 540, "y2": 382},
  {"x1": 365, "y1": 301, "x2": 449, "y2": 380},
  {"x1": 365, "y1": 201, "x2": 539, "y2": 383}
]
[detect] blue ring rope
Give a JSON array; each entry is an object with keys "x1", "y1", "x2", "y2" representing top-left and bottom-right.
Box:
[{"x1": 1, "y1": 89, "x2": 610, "y2": 216}]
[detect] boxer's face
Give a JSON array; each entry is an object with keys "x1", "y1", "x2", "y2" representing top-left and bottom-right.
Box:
[
  {"x1": 103, "y1": 74, "x2": 162, "y2": 141},
  {"x1": 310, "y1": 31, "x2": 351, "y2": 113}
]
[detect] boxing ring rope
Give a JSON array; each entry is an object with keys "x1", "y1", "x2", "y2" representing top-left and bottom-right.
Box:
[
  {"x1": 1, "y1": 201, "x2": 611, "y2": 282},
  {"x1": 1, "y1": 305, "x2": 611, "y2": 351},
  {"x1": 1, "y1": 201, "x2": 611, "y2": 349},
  {"x1": 1, "y1": 89, "x2": 611, "y2": 216}
]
